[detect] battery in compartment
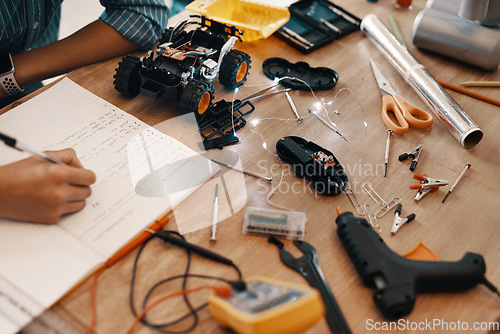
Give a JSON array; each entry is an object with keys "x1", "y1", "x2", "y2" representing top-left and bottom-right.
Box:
[{"x1": 243, "y1": 207, "x2": 307, "y2": 240}]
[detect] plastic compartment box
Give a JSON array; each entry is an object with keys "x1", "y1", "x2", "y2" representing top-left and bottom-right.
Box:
[{"x1": 186, "y1": 0, "x2": 290, "y2": 42}]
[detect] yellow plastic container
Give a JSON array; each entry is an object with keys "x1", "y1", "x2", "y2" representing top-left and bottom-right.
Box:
[{"x1": 186, "y1": 0, "x2": 290, "y2": 42}]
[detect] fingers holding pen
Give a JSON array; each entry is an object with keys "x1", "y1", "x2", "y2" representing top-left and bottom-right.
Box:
[
  {"x1": 45, "y1": 148, "x2": 84, "y2": 167},
  {"x1": 40, "y1": 155, "x2": 96, "y2": 205},
  {"x1": 44, "y1": 148, "x2": 97, "y2": 186},
  {"x1": 0, "y1": 148, "x2": 96, "y2": 224}
]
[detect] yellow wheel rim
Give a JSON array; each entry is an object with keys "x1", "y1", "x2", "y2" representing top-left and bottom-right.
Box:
[
  {"x1": 235, "y1": 62, "x2": 248, "y2": 83},
  {"x1": 198, "y1": 91, "x2": 211, "y2": 115}
]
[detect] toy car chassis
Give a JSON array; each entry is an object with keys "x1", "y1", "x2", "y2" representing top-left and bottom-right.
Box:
[{"x1": 113, "y1": 15, "x2": 252, "y2": 119}]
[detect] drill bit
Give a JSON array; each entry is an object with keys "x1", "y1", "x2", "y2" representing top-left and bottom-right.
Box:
[{"x1": 442, "y1": 163, "x2": 471, "y2": 203}]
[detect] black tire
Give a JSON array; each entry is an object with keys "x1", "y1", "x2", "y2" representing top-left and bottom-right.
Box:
[
  {"x1": 179, "y1": 79, "x2": 215, "y2": 116},
  {"x1": 218, "y1": 50, "x2": 251, "y2": 89},
  {"x1": 113, "y1": 55, "x2": 142, "y2": 97}
]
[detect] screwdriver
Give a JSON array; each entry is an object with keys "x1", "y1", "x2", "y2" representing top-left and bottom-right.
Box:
[
  {"x1": 442, "y1": 163, "x2": 471, "y2": 203},
  {"x1": 384, "y1": 129, "x2": 392, "y2": 177}
]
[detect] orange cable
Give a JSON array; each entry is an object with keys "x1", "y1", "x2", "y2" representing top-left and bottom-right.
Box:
[
  {"x1": 124, "y1": 285, "x2": 231, "y2": 334},
  {"x1": 84, "y1": 216, "x2": 169, "y2": 332},
  {"x1": 437, "y1": 79, "x2": 500, "y2": 107},
  {"x1": 84, "y1": 267, "x2": 105, "y2": 334}
]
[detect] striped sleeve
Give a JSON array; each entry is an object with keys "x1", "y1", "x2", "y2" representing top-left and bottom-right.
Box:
[{"x1": 99, "y1": 0, "x2": 169, "y2": 50}]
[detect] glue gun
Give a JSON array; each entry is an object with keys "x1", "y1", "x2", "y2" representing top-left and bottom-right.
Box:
[{"x1": 335, "y1": 211, "x2": 500, "y2": 319}]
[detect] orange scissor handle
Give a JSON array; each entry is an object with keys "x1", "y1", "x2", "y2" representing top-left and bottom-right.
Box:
[
  {"x1": 393, "y1": 95, "x2": 433, "y2": 130},
  {"x1": 381, "y1": 95, "x2": 409, "y2": 135},
  {"x1": 381, "y1": 95, "x2": 433, "y2": 136}
]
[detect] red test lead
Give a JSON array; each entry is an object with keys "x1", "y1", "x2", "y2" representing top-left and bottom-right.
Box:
[{"x1": 410, "y1": 173, "x2": 448, "y2": 202}]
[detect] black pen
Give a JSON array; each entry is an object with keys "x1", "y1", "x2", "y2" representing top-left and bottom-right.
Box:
[{"x1": 0, "y1": 132, "x2": 60, "y2": 164}]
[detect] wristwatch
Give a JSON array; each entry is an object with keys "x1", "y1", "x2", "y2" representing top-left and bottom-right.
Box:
[{"x1": 0, "y1": 52, "x2": 23, "y2": 96}]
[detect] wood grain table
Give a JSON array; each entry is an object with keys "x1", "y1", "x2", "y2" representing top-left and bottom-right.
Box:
[{"x1": 3, "y1": 1, "x2": 500, "y2": 333}]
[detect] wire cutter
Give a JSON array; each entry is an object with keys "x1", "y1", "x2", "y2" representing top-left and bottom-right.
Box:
[
  {"x1": 410, "y1": 173, "x2": 448, "y2": 202},
  {"x1": 370, "y1": 57, "x2": 433, "y2": 136}
]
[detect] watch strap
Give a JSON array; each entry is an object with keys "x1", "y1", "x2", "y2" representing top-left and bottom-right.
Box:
[{"x1": 1, "y1": 72, "x2": 24, "y2": 96}]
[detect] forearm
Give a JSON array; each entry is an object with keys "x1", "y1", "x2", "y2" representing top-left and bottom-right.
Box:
[{"x1": 4, "y1": 20, "x2": 139, "y2": 99}]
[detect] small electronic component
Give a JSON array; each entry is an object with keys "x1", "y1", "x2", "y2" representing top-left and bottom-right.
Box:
[
  {"x1": 243, "y1": 207, "x2": 307, "y2": 240},
  {"x1": 208, "y1": 276, "x2": 324, "y2": 334},
  {"x1": 311, "y1": 151, "x2": 337, "y2": 169}
]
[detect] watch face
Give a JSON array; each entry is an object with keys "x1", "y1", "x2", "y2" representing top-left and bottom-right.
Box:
[{"x1": 0, "y1": 52, "x2": 14, "y2": 73}]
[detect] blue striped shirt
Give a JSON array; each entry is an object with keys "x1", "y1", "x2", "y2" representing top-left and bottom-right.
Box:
[{"x1": 0, "y1": 0, "x2": 169, "y2": 55}]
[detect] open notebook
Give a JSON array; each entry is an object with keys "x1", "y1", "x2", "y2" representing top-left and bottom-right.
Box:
[{"x1": 0, "y1": 78, "x2": 218, "y2": 333}]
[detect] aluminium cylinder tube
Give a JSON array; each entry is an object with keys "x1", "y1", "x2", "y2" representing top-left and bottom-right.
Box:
[
  {"x1": 412, "y1": 0, "x2": 500, "y2": 71},
  {"x1": 360, "y1": 14, "x2": 483, "y2": 149}
]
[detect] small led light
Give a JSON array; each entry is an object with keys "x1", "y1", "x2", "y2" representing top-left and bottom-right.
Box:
[{"x1": 312, "y1": 101, "x2": 322, "y2": 111}]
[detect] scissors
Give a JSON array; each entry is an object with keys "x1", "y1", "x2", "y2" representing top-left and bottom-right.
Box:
[{"x1": 370, "y1": 57, "x2": 433, "y2": 136}]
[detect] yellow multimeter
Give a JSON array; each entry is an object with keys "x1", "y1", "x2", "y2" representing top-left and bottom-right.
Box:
[{"x1": 208, "y1": 276, "x2": 324, "y2": 334}]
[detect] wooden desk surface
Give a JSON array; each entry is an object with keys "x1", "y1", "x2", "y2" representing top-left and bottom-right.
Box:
[{"x1": 4, "y1": 1, "x2": 500, "y2": 333}]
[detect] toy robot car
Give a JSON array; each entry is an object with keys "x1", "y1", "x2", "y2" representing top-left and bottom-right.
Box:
[{"x1": 113, "y1": 15, "x2": 251, "y2": 118}]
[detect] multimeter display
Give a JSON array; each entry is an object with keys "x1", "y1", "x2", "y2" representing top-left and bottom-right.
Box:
[
  {"x1": 223, "y1": 280, "x2": 304, "y2": 314},
  {"x1": 209, "y1": 276, "x2": 324, "y2": 334}
]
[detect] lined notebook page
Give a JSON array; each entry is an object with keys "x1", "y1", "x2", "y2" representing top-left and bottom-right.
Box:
[{"x1": 0, "y1": 78, "x2": 217, "y2": 332}]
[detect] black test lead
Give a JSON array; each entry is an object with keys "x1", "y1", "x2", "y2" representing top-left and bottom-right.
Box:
[
  {"x1": 384, "y1": 129, "x2": 392, "y2": 177},
  {"x1": 442, "y1": 162, "x2": 471, "y2": 203}
]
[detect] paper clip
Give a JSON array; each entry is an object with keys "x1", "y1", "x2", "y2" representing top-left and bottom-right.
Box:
[
  {"x1": 364, "y1": 204, "x2": 381, "y2": 233},
  {"x1": 344, "y1": 186, "x2": 365, "y2": 216},
  {"x1": 362, "y1": 183, "x2": 400, "y2": 218},
  {"x1": 375, "y1": 197, "x2": 401, "y2": 218},
  {"x1": 362, "y1": 183, "x2": 387, "y2": 208}
]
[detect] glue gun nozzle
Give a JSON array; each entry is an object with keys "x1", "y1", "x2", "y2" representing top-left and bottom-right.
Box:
[{"x1": 336, "y1": 206, "x2": 345, "y2": 216}]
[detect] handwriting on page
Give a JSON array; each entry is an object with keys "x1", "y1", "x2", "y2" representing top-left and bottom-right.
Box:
[
  {"x1": 0, "y1": 78, "x2": 216, "y2": 258},
  {"x1": 0, "y1": 78, "x2": 219, "y2": 333}
]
